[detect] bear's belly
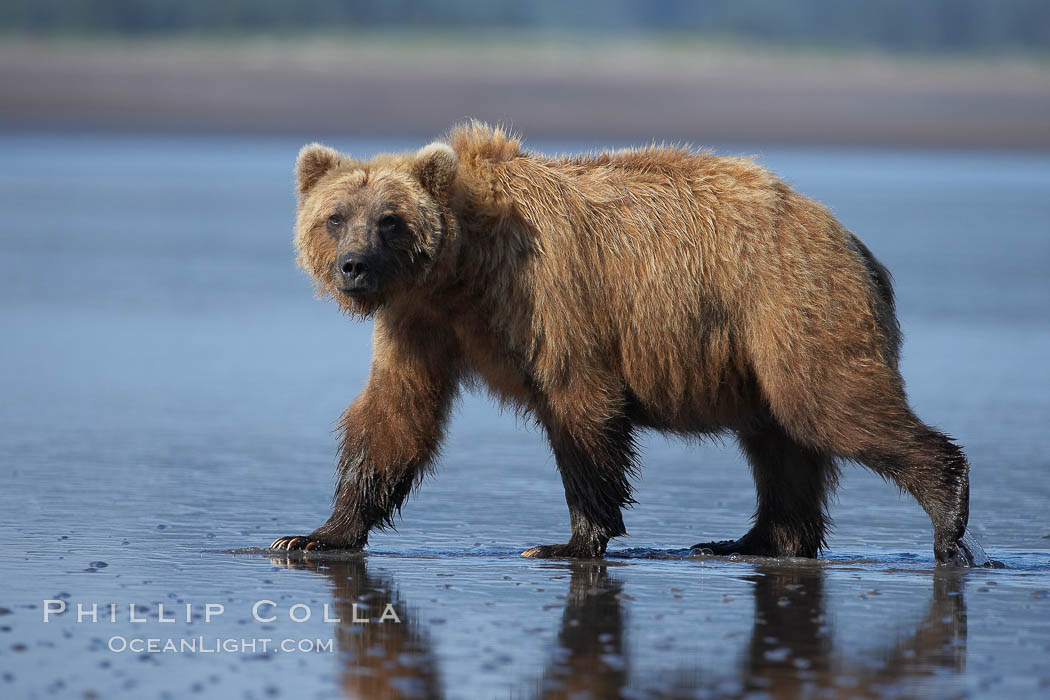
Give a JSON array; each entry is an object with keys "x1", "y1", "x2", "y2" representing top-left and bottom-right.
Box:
[
  {"x1": 621, "y1": 355, "x2": 760, "y2": 433},
  {"x1": 624, "y1": 384, "x2": 752, "y2": 434}
]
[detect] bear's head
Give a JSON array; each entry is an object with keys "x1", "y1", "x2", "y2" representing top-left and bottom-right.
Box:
[{"x1": 293, "y1": 141, "x2": 458, "y2": 316}]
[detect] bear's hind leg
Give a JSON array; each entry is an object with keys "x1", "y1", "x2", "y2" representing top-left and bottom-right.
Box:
[
  {"x1": 769, "y1": 364, "x2": 971, "y2": 565},
  {"x1": 693, "y1": 424, "x2": 838, "y2": 558},
  {"x1": 852, "y1": 418, "x2": 971, "y2": 566}
]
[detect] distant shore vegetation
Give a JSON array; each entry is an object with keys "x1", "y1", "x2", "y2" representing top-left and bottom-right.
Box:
[{"x1": 2, "y1": 0, "x2": 1048, "y2": 56}]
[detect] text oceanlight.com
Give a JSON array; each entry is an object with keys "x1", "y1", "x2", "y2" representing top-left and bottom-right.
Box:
[{"x1": 107, "y1": 636, "x2": 334, "y2": 654}]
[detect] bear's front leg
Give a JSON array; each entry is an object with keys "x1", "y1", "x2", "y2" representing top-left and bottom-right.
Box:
[
  {"x1": 523, "y1": 413, "x2": 637, "y2": 559},
  {"x1": 270, "y1": 443, "x2": 422, "y2": 552},
  {"x1": 270, "y1": 320, "x2": 458, "y2": 553}
]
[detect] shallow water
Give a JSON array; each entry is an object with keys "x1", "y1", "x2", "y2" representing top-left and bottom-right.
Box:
[{"x1": 1, "y1": 132, "x2": 1048, "y2": 698}]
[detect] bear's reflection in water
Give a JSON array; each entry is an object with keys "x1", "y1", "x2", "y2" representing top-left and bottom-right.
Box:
[
  {"x1": 267, "y1": 557, "x2": 967, "y2": 699},
  {"x1": 731, "y1": 566, "x2": 966, "y2": 699},
  {"x1": 268, "y1": 556, "x2": 442, "y2": 699}
]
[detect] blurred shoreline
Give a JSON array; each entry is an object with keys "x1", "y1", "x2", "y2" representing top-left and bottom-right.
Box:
[{"x1": 2, "y1": 35, "x2": 1049, "y2": 149}]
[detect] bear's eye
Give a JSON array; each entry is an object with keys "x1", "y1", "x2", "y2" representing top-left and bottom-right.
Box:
[
  {"x1": 377, "y1": 214, "x2": 402, "y2": 231},
  {"x1": 326, "y1": 213, "x2": 344, "y2": 230}
]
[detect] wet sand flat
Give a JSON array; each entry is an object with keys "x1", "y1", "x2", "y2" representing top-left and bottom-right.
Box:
[
  {"x1": 2, "y1": 37, "x2": 1050, "y2": 148},
  {"x1": 0, "y1": 133, "x2": 1048, "y2": 697}
]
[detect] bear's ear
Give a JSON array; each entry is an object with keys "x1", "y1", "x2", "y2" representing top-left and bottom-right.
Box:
[
  {"x1": 295, "y1": 143, "x2": 342, "y2": 195},
  {"x1": 414, "y1": 142, "x2": 458, "y2": 196}
]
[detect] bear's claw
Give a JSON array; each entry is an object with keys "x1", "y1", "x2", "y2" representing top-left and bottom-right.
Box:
[
  {"x1": 270, "y1": 536, "x2": 328, "y2": 552},
  {"x1": 691, "y1": 531, "x2": 822, "y2": 559},
  {"x1": 691, "y1": 538, "x2": 751, "y2": 556},
  {"x1": 690, "y1": 533, "x2": 778, "y2": 557},
  {"x1": 521, "y1": 543, "x2": 604, "y2": 559}
]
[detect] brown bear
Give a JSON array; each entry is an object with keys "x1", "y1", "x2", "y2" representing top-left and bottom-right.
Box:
[{"x1": 270, "y1": 121, "x2": 974, "y2": 566}]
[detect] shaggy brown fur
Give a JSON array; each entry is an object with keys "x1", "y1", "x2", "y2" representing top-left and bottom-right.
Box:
[{"x1": 270, "y1": 121, "x2": 973, "y2": 565}]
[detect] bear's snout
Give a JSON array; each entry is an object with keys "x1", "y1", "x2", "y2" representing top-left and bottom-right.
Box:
[{"x1": 334, "y1": 252, "x2": 378, "y2": 298}]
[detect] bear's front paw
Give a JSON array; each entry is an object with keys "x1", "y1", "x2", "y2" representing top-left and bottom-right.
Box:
[
  {"x1": 690, "y1": 538, "x2": 751, "y2": 556},
  {"x1": 269, "y1": 536, "x2": 330, "y2": 552},
  {"x1": 521, "y1": 542, "x2": 605, "y2": 559}
]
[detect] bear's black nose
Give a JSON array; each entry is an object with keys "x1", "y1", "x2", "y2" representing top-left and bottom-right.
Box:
[
  {"x1": 338, "y1": 253, "x2": 368, "y2": 279},
  {"x1": 334, "y1": 252, "x2": 376, "y2": 296}
]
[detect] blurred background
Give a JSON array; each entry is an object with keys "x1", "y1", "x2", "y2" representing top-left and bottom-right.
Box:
[
  {"x1": 2, "y1": 0, "x2": 1049, "y2": 146},
  {"x1": 2, "y1": 4, "x2": 1050, "y2": 698}
]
